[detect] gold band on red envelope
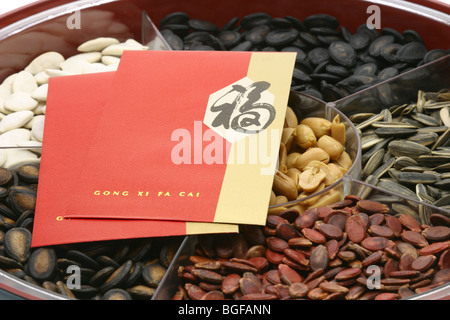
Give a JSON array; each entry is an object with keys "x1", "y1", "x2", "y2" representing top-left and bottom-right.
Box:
[
  {"x1": 32, "y1": 72, "x2": 238, "y2": 247},
  {"x1": 62, "y1": 51, "x2": 296, "y2": 225}
]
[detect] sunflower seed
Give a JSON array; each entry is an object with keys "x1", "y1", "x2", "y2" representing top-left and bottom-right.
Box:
[
  {"x1": 434, "y1": 179, "x2": 450, "y2": 190},
  {"x1": 410, "y1": 112, "x2": 441, "y2": 127},
  {"x1": 392, "y1": 203, "x2": 421, "y2": 222},
  {"x1": 371, "y1": 156, "x2": 395, "y2": 179},
  {"x1": 406, "y1": 132, "x2": 439, "y2": 146},
  {"x1": 396, "y1": 172, "x2": 438, "y2": 185},
  {"x1": 388, "y1": 140, "x2": 431, "y2": 160},
  {"x1": 422, "y1": 101, "x2": 450, "y2": 110},
  {"x1": 374, "y1": 127, "x2": 417, "y2": 138},
  {"x1": 418, "y1": 155, "x2": 450, "y2": 167},
  {"x1": 416, "y1": 183, "x2": 434, "y2": 203},
  {"x1": 431, "y1": 128, "x2": 450, "y2": 151},
  {"x1": 441, "y1": 172, "x2": 450, "y2": 180},
  {"x1": 394, "y1": 156, "x2": 419, "y2": 169},
  {"x1": 434, "y1": 195, "x2": 450, "y2": 207},
  {"x1": 355, "y1": 113, "x2": 385, "y2": 130},
  {"x1": 354, "y1": 175, "x2": 379, "y2": 199},
  {"x1": 362, "y1": 149, "x2": 385, "y2": 178},
  {"x1": 362, "y1": 138, "x2": 392, "y2": 163},
  {"x1": 418, "y1": 204, "x2": 431, "y2": 225},
  {"x1": 349, "y1": 113, "x2": 376, "y2": 123},
  {"x1": 434, "y1": 163, "x2": 450, "y2": 172},
  {"x1": 371, "y1": 121, "x2": 418, "y2": 129},
  {"x1": 378, "y1": 179, "x2": 419, "y2": 201},
  {"x1": 417, "y1": 126, "x2": 449, "y2": 134},
  {"x1": 439, "y1": 107, "x2": 450, "y2": 127},
  {"x1": 400, "y1": 166, "x2": 432, "y2": 172},
  {"x1": 388, "y1": 168, "x2": 401, "y2": 181}
]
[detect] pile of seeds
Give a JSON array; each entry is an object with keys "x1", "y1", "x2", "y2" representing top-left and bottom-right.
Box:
[
  {"x1": 0, "y1": 163, "x2": 183, "y2": 300},
  {"x1": 0, "y1": 37, "x2": 148, "y2": 170},
  {"x1": 172, "y1": 195, "x2": 450, "y2": 300},
  {"x1": 271, "y1": 107, "x2": 353, "y2": 208},
  {"x1": 353, "y1": 89, "x2": 450, "y2": 213},
  {"x1": 159, "y1": 12, "x2": 449, "y2": 102}
]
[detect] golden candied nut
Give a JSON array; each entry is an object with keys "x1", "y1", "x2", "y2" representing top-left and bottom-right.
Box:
[
  {"x1": 288, "y1": 204, "x2": 305, "y2": 215},
  {"x1": 335, "y1": 151, "x2": 353, "y2": 170},
  {"x1": 298, "y1": 166, "x2": 326, "y2": 193},
  {"x1": 273, "y1": 170, "x2": 298, "y2": 201},
  {"x1": 295, "y1": 147, "x2": 330, "y2": 170},
  {"x1": 331, "y1": 114, "x2": 346, "y2": 146},
  {"x1": 269, "y1": 190, "x2": 277, "y2": 206},
  {"x1": 268, "y1": 206, "x2": 289, "y2": 215},
  {"x1": 308, "y1": 189, "x2": 343, "y2": 209},
  {"x1": 276, "y1": 195, "x2": 289, "y2": 205},
  {"x1": 281, "y1": 127, "x2": 296, "y2": 152},
  {"x1": 304, "y1": 160, "x2": 338, "y2": 187},
  {"x1": 300, "y1": 117, "x2": 332, "y2": 138},
  {"x1": 327, "y1": 163, "x2": 344, "y2": 179},
  {"x1": 286, "y1": 167, "x2": 303, "y2": 192},
  {"x1": 284, "y1": 106, "x2": 298, "y2": 128},
  {"x1": 278, "y1": 142, "x2": 288, "y2": 174},
  {"x1": 287, "y1": 152, "x2": 301, "y2": 169},
  {"x1": 297, "y1": 182, "x2": 326, "y2": 206},
  {"x1": 316, "y1": 135, "x2": 344, "y2": 161},
  {"x1": 294, "y1": 124, "x2": 317, "y2": 149}
]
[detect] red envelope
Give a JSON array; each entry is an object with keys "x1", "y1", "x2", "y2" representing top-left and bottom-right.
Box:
[
  {"x1": 64, "y1": 51, "x2": 296, "y2": 225},
  {"x1": 32, "y1": 71, "x2": 238, "y2": 247}
]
